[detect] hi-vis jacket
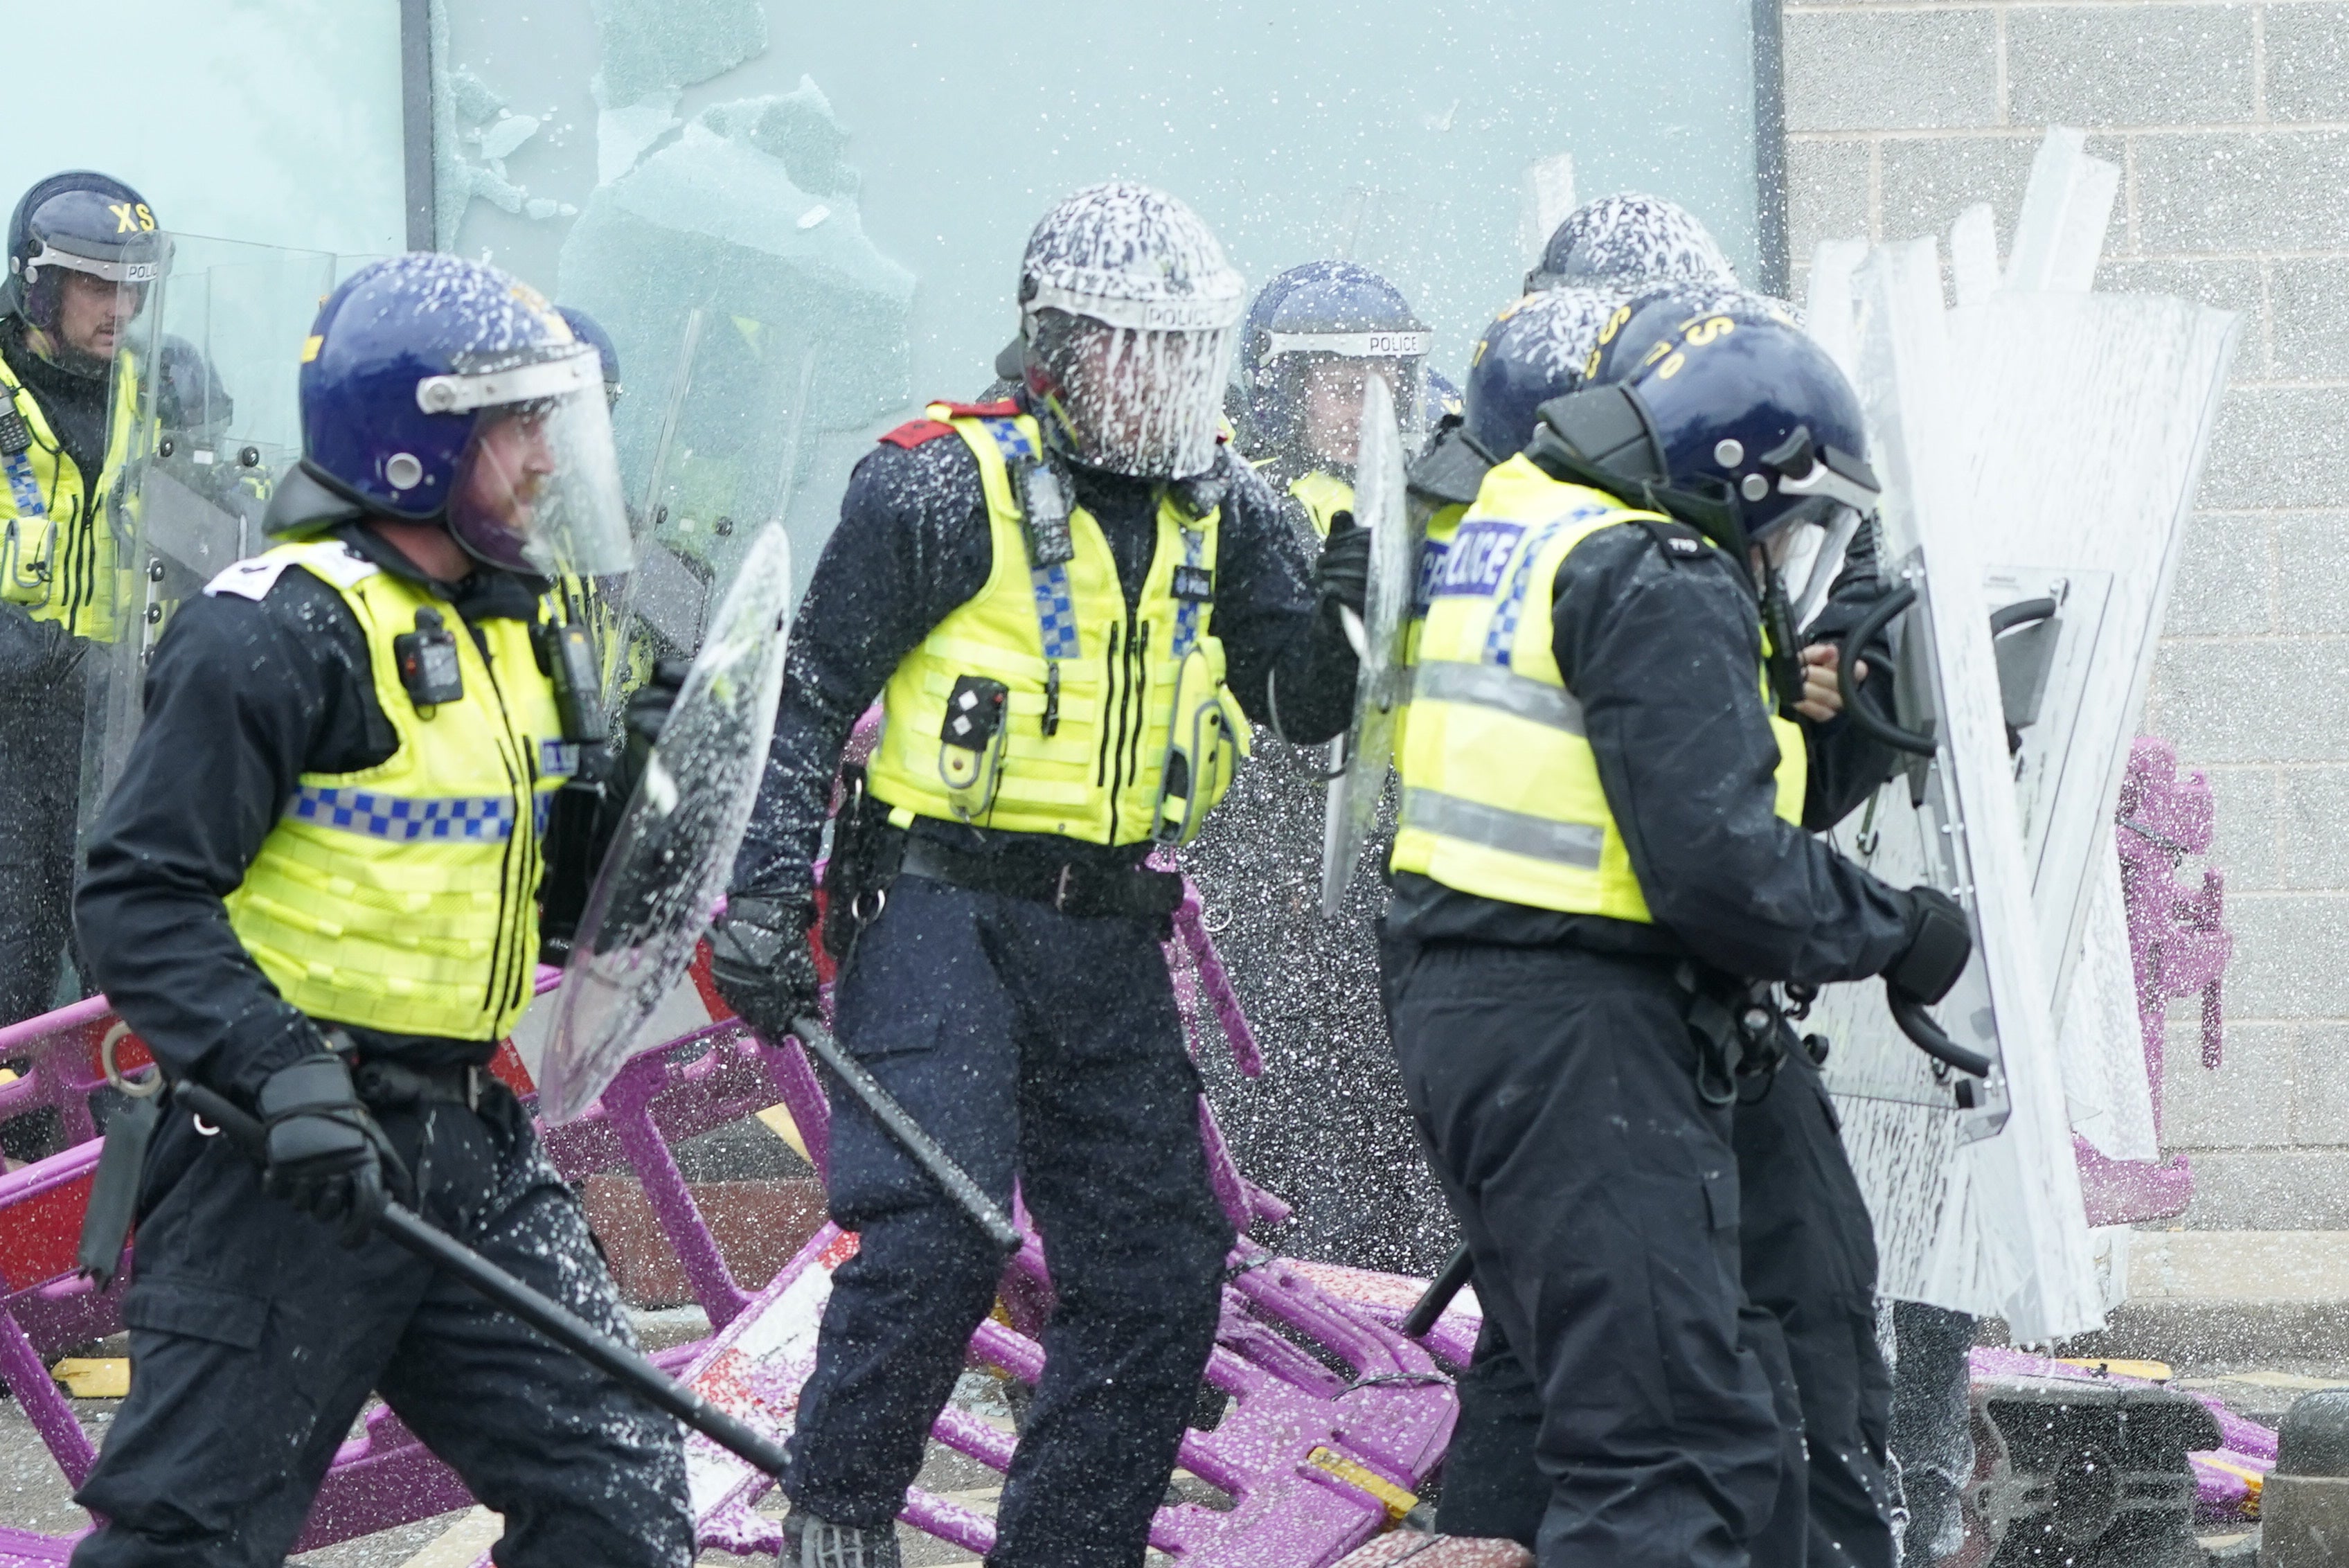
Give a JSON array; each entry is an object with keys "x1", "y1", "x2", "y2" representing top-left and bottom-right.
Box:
[
  {"x1": 1391, "y1": 453, "x2": 1805, "y2": 920},
  {"x1": 0, "y1": 348, "x2": 139, "y2": 642},
  {"x1": 215, "y1": 540, "x2": 571, "y2": 1040},
  {"x1": 866, "y1": 404, "x2": 1249, "y2": 847}
]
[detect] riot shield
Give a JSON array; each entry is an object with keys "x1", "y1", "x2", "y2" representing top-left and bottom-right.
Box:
[
  {"x1": 594, "y1": 308, "x2": 822, "y2": 718},
  {"x1": 536, "y1": 520, "x2": 793, "y2": 1125},
  {"x1": 1318, "y1": 373, "x2": 1413, "y2": 917},
  {"x1": 598, "y1": 308, "x2": 711, "y2": 714},
  {"x1": 1807, "y1": 195, "x2": 2236, "y2": 1340},
  {"x1": 84, "y1": 236, "x2": 349, "y2": 827}
]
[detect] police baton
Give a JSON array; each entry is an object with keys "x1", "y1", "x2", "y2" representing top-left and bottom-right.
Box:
[
  {"x1": 787, "y1": 1015, "x2": 1022, "y2": 1256},
  {"x1": 1400, "y1": 1242, "x2": 1476, "y2": 1339},
  {"x1": 171, "y1": 1080, "x2": 793, "y2": 1481}
]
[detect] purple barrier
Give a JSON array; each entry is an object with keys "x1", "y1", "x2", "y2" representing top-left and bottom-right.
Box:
[{"x1": 2080, "y1": 738, "x2": 2233, "y2": 1227}]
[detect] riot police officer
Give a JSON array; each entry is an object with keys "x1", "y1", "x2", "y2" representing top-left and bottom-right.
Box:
[
  {"x1": 1186, "y1": 259, "x2": 1456, "y2": 1274},
  {"x1": 0, "y1": 171, "x2": 167, "y2": 1035},
  {"x1": 69, "y1": 253, "x2": 691, "y2": 1567},
  {"x1": 1380, "y1": 302, "x2": 1972, "y2": 1568},
  {"x1": 710, "y1": 183, "x2": 1368, "y2": 1568}
]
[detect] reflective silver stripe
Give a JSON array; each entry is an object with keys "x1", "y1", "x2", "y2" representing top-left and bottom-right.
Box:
[
  {"x1": 1410, "y1": 659, "x2": 1586, "y2": 736},
  {"x1": 1400, "y1": 787, "x2": 1605, "y2": 869}
]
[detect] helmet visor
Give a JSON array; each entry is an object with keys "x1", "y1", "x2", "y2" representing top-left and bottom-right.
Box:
[
  {"x1": 445, "y1": 348, "x2": 634, "y2": 578},
  {"x1": 1770, "y1": 503, "x2": 1865, "y2": 632},
  {"x1": 1024, "y1": 299, "x2": 1240, "y2": 479},
  {"x1": 1294, "y1": 353, "x2": 1422, "y2": 470}
]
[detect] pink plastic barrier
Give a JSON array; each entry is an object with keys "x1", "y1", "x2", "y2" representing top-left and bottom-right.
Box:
[{"x1": 2078, "y1": 737, "x2": 2233, "y2": 1227}]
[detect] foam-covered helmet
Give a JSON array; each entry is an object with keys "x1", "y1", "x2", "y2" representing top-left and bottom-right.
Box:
[
  {"x1": 1015, "y1": 182, "x2": 1246, "y2": 479},
  {"x1": 556, "y1": 305, "x2": 622, "y2": 405},
  {"x1": 267, "y1": 253, "x2": 632, "y2": 579},
  {"x1": 1235, "y1": 260, "x2": 1430, "y2": 472},
  {"x1": 4, "y1": 171, "x2": 170, "y2": 378},
  {"x1": 1526, "y1": 193, "x2": 1735, "y2": 294},
  {"x1": 1535, "y1": 295, "x2": 1879, "y2": 557},
  {"x1": 1461, "y1": 287, "x2": 1637, "y2": 459}
]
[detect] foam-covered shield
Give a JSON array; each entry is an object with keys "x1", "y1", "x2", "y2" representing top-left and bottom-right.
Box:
[
  {"x1": 1319, "y1": 373, "x2": 1414, "y2": 917},
  {"x1": 536, "y1": 522, "x2": 793, "y2": 1123}
]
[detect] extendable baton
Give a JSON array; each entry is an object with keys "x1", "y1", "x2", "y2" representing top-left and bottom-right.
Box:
[
  {"x1": 786, "y1": 1015, "x2": 1022, "y2": 1255},
  {"x1": 172, "y1": 1080, "x2": 792, "y2": 1479}
]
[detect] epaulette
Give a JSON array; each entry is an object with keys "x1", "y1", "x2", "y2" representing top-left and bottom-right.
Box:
[
  {"x1": 1634, "y1": 517, "x2": 1711, "y2": 565},
  {"x1": 878, "y1": 419, "x2": 954, "y2": 449},
  {"x1": 931, "y1": 399, "x2": 1019, "y2": 419}
]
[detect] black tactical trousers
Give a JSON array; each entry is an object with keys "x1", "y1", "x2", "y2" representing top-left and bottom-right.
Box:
[
  {"x1": 1733, "y1": 1050, "x2": 1896, "y2": 1568},
  {"x1": 0, "y1": 612, "x2": 87, "y2": 1024},
  {"x1": 71, "y1": 1083, "x2": 692, "y2": 1568},
  {"x1": 1384, "y1": 939, "x2": 1793, "y2": 1568},
  {"x1": 784, "y1": 875, "x2": 1234, "y2": 1568}
]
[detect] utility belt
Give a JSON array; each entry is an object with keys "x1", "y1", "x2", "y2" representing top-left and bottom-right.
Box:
[
  {"x1": 327, "y1": 1026, "x2": 495, "y2": 1114},
  {"x1": 348, "y1": 1056, "x2": 492, "y2": 1114},
  {"x1": 1674, "y1": 965, "x2": 1831, "y2": 1107},
  {"x1": 821, "y1": 763, "x2": 1183, "y2": 963}
]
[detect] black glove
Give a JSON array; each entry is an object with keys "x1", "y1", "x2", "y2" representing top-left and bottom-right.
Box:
[
  {"x1": 258, "y1": 1054, "x2": 391, "y2": 1247},
  {"x1": 1314, "y1": 515, "x2": 1372, "y2": 621},
  {"x1": 1888, "y1": 885, "x2": 1973, "y2": 1004},
  {"x1": 708, "y1": 893, "x2": 822, "y2": 1041}
]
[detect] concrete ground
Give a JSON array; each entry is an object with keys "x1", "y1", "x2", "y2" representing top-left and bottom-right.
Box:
[{"x1": 12, "y1": 1243, "x2": 2342, "y2": 1566}]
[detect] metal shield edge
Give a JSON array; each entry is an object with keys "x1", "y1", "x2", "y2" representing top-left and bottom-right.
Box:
[
  {"x1": 1318, "y1": 373, "x2": 1413, "y2": 918},
  {"x1": 536, "y1": 522, "x2": 794, "y2": 1123}
]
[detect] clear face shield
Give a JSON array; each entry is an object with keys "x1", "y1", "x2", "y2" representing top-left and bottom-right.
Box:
[
  {"x1": 1022, "y1": 284, "x2": 1244, "y2": 479},
  {"x1": 425, "y1": 345, "x2": 636, "y2": 579},
  {"x1": 1265, "y1": 330, "x2": 1431, "y2": 471},
  {"x1": 19, "y1": 233, "x2": 172, "y2": 380},
  {"x1": 1753, "y1": 452, "x2": 1880, "y2": 630}
]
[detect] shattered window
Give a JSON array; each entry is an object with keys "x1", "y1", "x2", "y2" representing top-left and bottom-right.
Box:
[{"x1": 430, "y1": 0, "x2": 1765, "y2": 596}]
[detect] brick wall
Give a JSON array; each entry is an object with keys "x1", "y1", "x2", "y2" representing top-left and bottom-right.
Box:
[{"x1": 1782, "y1": 1, "x2": 2349, "y2": 1227}]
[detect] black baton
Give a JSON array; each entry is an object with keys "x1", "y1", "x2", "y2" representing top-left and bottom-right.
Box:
[
  {"x1": 787, "y1": 1015, "x2": 1022, "y2": 1255},
  {"x1": 173, "y1": 1080, "x2": 792, "y2": 1479}
]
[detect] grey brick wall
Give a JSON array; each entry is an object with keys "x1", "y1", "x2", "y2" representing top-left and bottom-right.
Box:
[{"x1": 1782, "y1": 0, "x2": 2349, "y2": 1227}]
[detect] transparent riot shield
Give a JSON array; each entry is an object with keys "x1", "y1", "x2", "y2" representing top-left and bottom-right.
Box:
[
  {"x1": 594, "y1": 305, "x2": 821, "y2": 717},
  {"x1": 537, "y1": 520, "x2": 793, "y2": 1124},
  {"x1": 1319, "y1": 373, "x2": 1413, "y2": 916},
  {"x1": 83, "y1": 235, "x2": 346, "y2": 828}
]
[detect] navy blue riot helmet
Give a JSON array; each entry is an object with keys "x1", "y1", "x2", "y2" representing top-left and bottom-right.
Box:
[
  {"x1": 265, "y1": 254, "x2": 634, "y2": 580},
  {"x1": 1534, "y1": 295, "x2": 1879, "y2": 551},
  {"x1": 1236, "y1": 260, "x2": 1431, "y2": 472},
  {"x1": 1459, "y1": 287, "x2": 1635, "y2": 460},
  {"x1": 4, "y1": 171, "x2": 170, "y2": 377},
  {"x1": 556, "y1": 305, "x2": 622, "y2": 405},
  {"x1": 1526, "y1": 193, "x2": 1735, "y2": 294}
]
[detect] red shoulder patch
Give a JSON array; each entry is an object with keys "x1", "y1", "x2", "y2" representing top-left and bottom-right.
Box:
[
  {"x1": 931, "y1": 399, "x2": 1019, "y2": 419},
  {"x1": 879, "y1": 419, "x2": 954, "y2": 449}
]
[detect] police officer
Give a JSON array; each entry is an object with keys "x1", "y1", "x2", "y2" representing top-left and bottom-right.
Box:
[
  {"x1": 709, "y1": 183, "x2": 1368, "y2": 1568},
  {"x1": 0, "y1": 171, "x2": 167, "y2": 1035},
  {"x1": 69, "y1": 253, "x2": 691, "y2": 1567},
  {"x1": 1380, "y1": 302, "x2": 1973, "y2": 1568},
  {"x1": 1185, "y1": 260, "x2": 1456, "y2": 1274}
]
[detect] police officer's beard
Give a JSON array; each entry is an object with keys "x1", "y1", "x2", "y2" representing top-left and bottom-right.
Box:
[{"x1": 24, "y1": 323, "x2": 110, "y2": 382}]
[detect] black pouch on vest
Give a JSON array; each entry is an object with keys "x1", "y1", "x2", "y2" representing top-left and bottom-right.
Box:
[
  {"x1": 821, "y1": 763, "x2": 904, "y2": 964},
  {"x1": 395, "y1": 608, "x2": 464, "y2": 709}
]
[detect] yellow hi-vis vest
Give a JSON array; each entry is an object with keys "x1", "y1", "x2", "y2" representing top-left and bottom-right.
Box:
[
  {"x1": 1287, "y1": 470, "x2": 1353, "y2": 539},
  {"x1": 220, "y1": 540, "x2": 572, "y2": 1040},
  {"x1": 1395, "y1": 499, "x2": 1469, "y2": 764},
  {"x1": 866, "y1": 407, "x2": 1251, "y2": 847},
  {"x1": 1389, "y1": 454, "x2": 1806, "y2": 920},
  {"x1": 0, "y1": 348, "x2": 141, "y2": 642}
]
